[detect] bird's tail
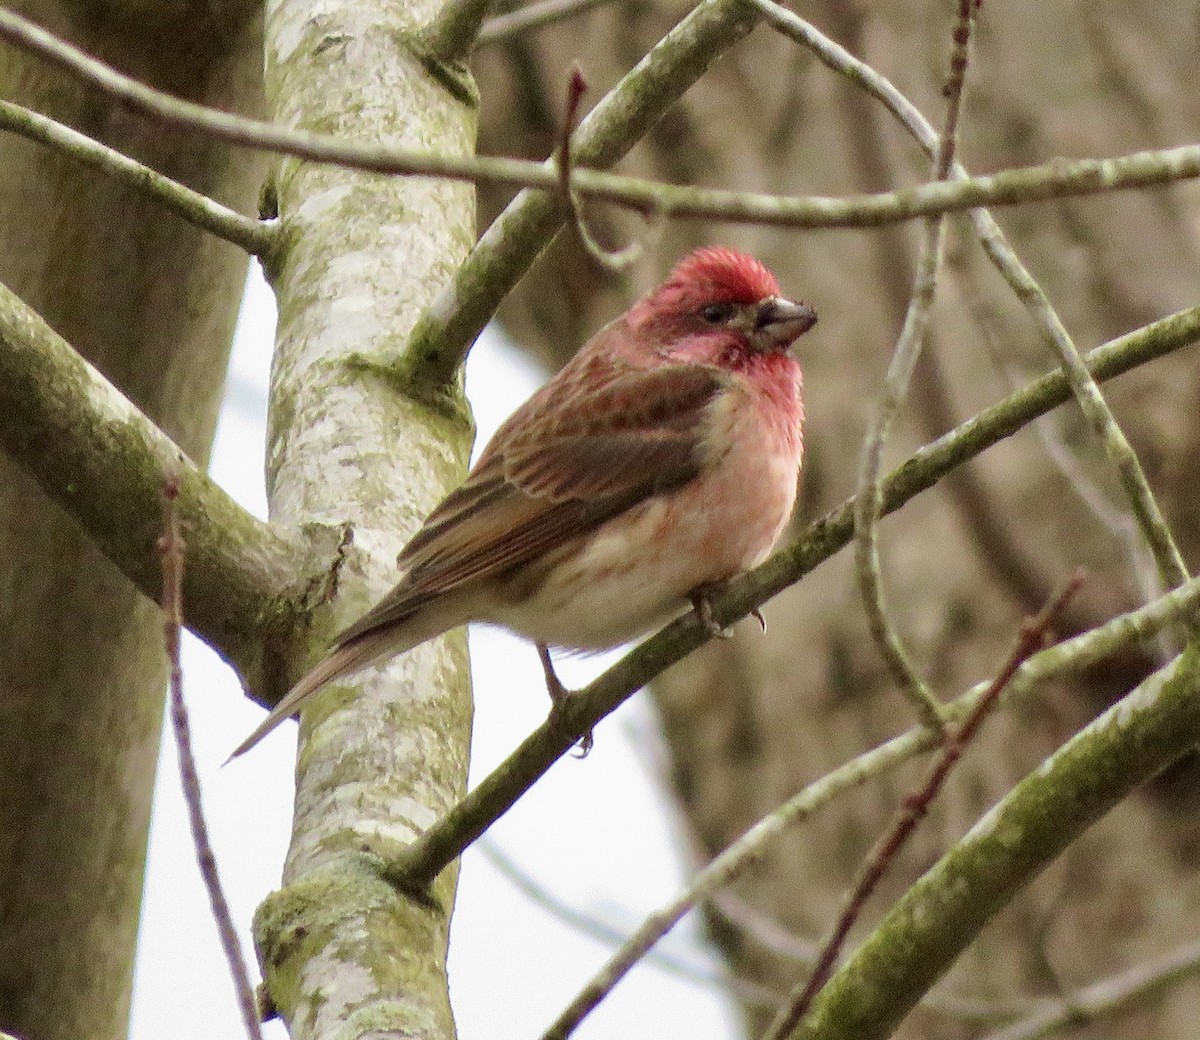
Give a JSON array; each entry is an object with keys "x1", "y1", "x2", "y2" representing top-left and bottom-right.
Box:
[{"x1": 225, "y1": 625, "x2": 405, "y2": 762}]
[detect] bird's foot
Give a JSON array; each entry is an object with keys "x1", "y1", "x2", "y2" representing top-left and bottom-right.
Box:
[
  {"x1": 538, "y1": 644, "x2": 593, "y2": 757},
  {"x1": 689, "y1": 583, "x2": 734, "y2": 639}
]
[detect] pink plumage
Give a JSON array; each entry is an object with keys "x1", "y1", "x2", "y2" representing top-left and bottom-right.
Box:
[{"x1": 231, "y1": 248, "x2": 816, "y2": 758}]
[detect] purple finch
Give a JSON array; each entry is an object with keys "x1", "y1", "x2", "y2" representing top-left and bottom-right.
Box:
[{"x1": 231, "y1": 247, "x2": 815, "y2": 758}]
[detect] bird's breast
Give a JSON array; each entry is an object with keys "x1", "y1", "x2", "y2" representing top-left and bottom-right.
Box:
[{"x1": 693, "y1": 369, "x2": 803, "y2": 568}]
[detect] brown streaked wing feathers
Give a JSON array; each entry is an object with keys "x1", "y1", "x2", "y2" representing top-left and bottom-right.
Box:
[{"x1": 332, "y1": 363, "x2": 724, "y2": 647}]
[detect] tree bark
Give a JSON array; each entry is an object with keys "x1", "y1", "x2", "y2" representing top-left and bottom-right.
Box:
[
  {"x1": 0, "y1": 3, "x2": 264, "y2": 1038},
  {"x1": 249, "y1": 1, "x2": 478, "y2": 1037}
]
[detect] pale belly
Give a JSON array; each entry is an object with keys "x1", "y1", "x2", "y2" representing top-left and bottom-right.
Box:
[{"x1": 487, "y1": 418, "x2": 800, "y2": 650}]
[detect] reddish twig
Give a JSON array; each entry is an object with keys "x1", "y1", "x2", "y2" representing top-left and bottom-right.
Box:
[
  {"x1": 557, "y1": 63, "x2": 650, "y2": 270},
  {"x1": 159, "y1": 480, "x2": 264, "y2": 1040},
  {"x1": 557, "y1": 63, "x2": 588, "y2": 195},
  {"x1": 763, "y1": 571, "x2": 1085, "y2": 1040}
]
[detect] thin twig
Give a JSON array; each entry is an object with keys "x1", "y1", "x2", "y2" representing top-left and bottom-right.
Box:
[
  {"x1": 854, "y1": 0, "x2": 978, "y2": 729},
  {"x1": 477, "y1": 0, "x2": 615, "y2": 45},
  {"x1": 538, "y1": 717, "x2": 930, "y2": 1040},
  {"x1": 538, "y1": 571, "x2": 1190, "y2": 1040},
  {"x1": 159, "y1": 480, "x2": 263, "y2": 1040},
  {"x1": 383, "y1": 307, "x2": 1200, "y2": 894},
  {"x1": 763, "y1": 571, "x2": 1083, "y2": 1040},
  {"x1": 789, "y1": 642, "x2": 1200, "y2": 1040},
  {"x1": 639, "y1": 706, "x2": 1063, "y2": 1027},
  {"x1": 981, "y1": 936, "x2": 1200, "y2": 1040},
  {"x1": 0, "y1": 100, "x2": 274, "y2": 257},
  {"x1": 557, "y1": 64, "x2": 644, "y2": 271},
  {"x1": 478, "y1": 838, "x2": 782, "y2": 1009}
]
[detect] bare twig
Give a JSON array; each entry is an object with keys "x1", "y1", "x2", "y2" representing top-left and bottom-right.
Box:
[
  {"x1": 792, "y1": 640, "x2": 1200, "y2": 1040},
  {"x1": 557, "y1": 64, "x2": 644, "y2": 271},
  {"x1": 477, "y1": 0, "x2": 615, "y2": 45},
  {"x1": 537, "y1": 718, "x2": 929, "y2": 1040},
  {"x1": 478, "y1": 838, "x2": 781, "y2": 1009},
  {"x1": 982, "y1": 936, "x2": 1200, "y2": 1040},
  {"x1": 0, "y1": 101, "x2": 274, "y2": 256},
  {"x1": 159, "y1": 480, "x2": 263, "y2": 1040},
  {"x1": 854, "y1": 0, "x2": 978, "y2": 729},
  {"x1": 763, "y1": 572, "x2": 1083, "y2": 1040}
]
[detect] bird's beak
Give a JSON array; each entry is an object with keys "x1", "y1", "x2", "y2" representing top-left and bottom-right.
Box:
[{"x1": 752, "y1": 296, "x2": 818, "y2": 351}]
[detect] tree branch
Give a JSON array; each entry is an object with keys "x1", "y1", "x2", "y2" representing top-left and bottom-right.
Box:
[
  {"x1": 384, "y1": 304, "x2": 1200, "y2": 892},
  {"x1": 2, "y1": 8, "x2": 1200, "y2": 277},
  {"x1": 418, "y1": 0, "x2": 498, "y2": 61},
  {"x1": 0, "y1": 101, "x2": 274, "y2": 256},
  {"x1": 0, "y1": 278, "x2": 302, "y2": 695},
  {"x1": 853, "y1": 0, "x2": 977, "y2": 728},
  {"x1": 794, "y1": 640, "x2": 1200, "y2": 1040}
]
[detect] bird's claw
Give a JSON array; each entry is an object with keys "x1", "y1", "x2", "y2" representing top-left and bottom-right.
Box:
[
  {"x1": 547, "y1": 696, "x2": 594, "y2": 758},
  {"x1": 690, "y1": 585, "x2": 733, "y2": 639},
  {"x1": 751, "y1": 607, "x2": 766, "y2": 633}
]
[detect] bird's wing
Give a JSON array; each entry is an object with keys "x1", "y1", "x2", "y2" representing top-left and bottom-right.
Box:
[{"x1": 332, "y1": 362, "x2": 724, "y2": 645}]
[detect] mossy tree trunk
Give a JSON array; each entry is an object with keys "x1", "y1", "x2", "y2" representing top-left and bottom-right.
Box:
[{"x1": 0, "y1": 4, "x2": 264, "y2": 1039}]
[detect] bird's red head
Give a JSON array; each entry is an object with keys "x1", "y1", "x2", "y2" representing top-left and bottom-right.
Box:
[
  {"x1": 628, "y1": 247, "x2": 816, "y2": 366},
  {"x1": 655, "y1": 247, "x2": 782, "y2": 311}
]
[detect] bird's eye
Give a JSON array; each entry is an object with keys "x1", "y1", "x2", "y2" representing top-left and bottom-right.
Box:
[{"x1": 701, "y1": 302, "x2": 735, "y2": 323}]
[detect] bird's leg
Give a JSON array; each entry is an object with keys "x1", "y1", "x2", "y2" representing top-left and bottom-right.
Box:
[
  {"x1": 689, "y1": 582, "x2": 734, "y2": 639},
  {"x1": 537, "y1": 643, "x2": 593, "y2": 756}
]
